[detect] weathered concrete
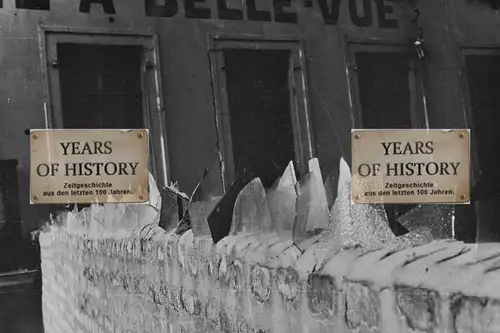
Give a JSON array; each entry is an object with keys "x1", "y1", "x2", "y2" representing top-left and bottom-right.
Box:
[
  {"x1": 39, "y1": 165, "x2": 498, "y2": 333},
  {"x1": 40, "y1": 222, "x2": 500, "y2": 333}
]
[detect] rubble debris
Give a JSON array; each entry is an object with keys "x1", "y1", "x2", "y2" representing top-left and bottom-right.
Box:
[
  {"x1": 277, "y1": 161, "x2": 297, "y2": 188},
  {"x1": 325, "y1": 157, "x2": 396, "y2": 248},
  {"x1": 293, "y1": 158, "x2": 330, "y2": 247},
  {"x1": 191, "y1": 197, "x2": 222, "y2": 237},
  {"x1": 230, "y1": 178, "x2": 273, "y2": 235},
  {"x1": 175, "y1": 168, "x2": 209, "y2": 236},
  {"x1": 208, "y1": 168, "x2": 255, "y2": 243},
  {"x1": 175, "y1": 210, "x2": 192, "y2": 235},
  {"x1": 266, "y1": 161, "x2": 297, "y2": 240},
  {"x1": 159, "y1": 188, "x2": 181, "y2": 231},
  {"x1": 397, "y1": 204, "x2": 454, "y2": 239},
  {"x1": 159, "y1": 181, "x2": 190, "y2": 231},
  {"x1": 324, "y1": 166, "x2": 338, "y2": 210}
]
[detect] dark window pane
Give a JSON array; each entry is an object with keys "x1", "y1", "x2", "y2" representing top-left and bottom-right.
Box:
[
  {"x1": 223, "y1": 49, "x2": 297, "y2": 188},
  {"x1": 465, "y1": 55, "x2": 500, "y2": 177},
  {"x1": 57, "y1": 43, "x2": 144, "y2": 129},
  {"x1": 355, "y1": 51, "x2": 412, "y2": 129},
  {"x1": 355, "y1": 50, "x2": 414, "y2": 235},
  {"x1": 465, "y1": 54, "x2": 500, "y2": 242}
]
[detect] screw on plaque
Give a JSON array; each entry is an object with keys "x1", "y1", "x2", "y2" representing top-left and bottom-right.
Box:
[
  {"x1": 459, "y1": 132, "x2": 465, "y2": 139},
  {"x1": 460, "y1": 193, "x2": 467, "y2": 200},
  {"x1": 354, "y1": 194, "x2": 360, "y2": 200},
  {"x1": 354, "y1": 133, "x2": 360, "y2": 139},
  {"x1": 139, "y1": 194, "x2": 145, "y2": 200},
  {"x1": 32, "y1": 133, "x2": 39, "y2": 140},
  {"x1": 137, "y1": 131, "x2": 144, "y2": 139},
  {"x1": 32, "y1": 194, "x2": 39, "y2": 201}
]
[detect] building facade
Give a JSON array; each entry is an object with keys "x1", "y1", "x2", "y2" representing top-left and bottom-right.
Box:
[{"x1": 0, "y1": 0, "x2": 497, "y2": 240}]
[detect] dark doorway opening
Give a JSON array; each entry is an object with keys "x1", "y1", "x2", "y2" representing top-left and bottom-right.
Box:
[
  {"x1": 57, "y1": 43, "x2": 144, "y2": 129},
  {"x1": 222, "y1": 49, "x2": 297, "y2": 188},
  {"x1": 355, "y1": 51, "x2": 416, "y2": 235},
  {"x1": 465, "y1": 54, "x2": 500, "y2": 242}
]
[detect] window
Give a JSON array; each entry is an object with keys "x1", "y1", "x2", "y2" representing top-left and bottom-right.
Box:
[
  {"x1": 347, "y1": 43, "x2": 425, "y2": 234},
  {"x1": 40, "y1": 28, "x2": 170, "y2": 188},
  {"x1": 57, "y1": 44, "x2": 144, "y2": 129},
  {"x1": 462, "y1": 49, "x2": 500, "y2": 241},
  {"x1": 464, "y1": 53, "x2": 500, "y2": 179},
  {"x1": 355, "y1": 51, "x2": 413, "y2": 129},
  {"x1": 210, "y1": 37, "x2": 313, "y2": 190}
]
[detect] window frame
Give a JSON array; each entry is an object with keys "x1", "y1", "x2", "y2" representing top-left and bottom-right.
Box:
[
  {"x1": 208, "y1": 34, "x2": 315, "y2": 191},
  {"x1": 344, "y1": 40, "x2": 428, "y2": 130},
  {"x1": 38, "y1": 25, "x2": 171, "y2": 188},
  {"x1": 344, "y1": 40, "x2": 428, "y2": 224},
  {"x1": 456, "y1": 45, "x2": 500, "y2": 183}
]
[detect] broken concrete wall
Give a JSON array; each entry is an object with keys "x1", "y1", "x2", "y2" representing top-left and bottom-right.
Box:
[
  {"x1": 40, "y1": 222, "x2": 500, "y2": 333},
  {"x1": 39, "y1": 166, "x2": 499, "y2": 333}
]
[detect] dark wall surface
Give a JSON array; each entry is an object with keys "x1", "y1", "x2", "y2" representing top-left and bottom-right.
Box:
[{"x1": 0, "y1": 0, "x2": 497, "y2": 238}]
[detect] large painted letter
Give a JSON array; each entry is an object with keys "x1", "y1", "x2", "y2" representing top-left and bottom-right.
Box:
[
  {"x1": 349, "y1": 0, "x2": 372, "y2": 27},
  {"x1": 246, "y1": 0, "x2": 271, "y2": 21},
  {"x1": 79, "y1": 0, "x2": 116, "y2": 14},
  {"x1": 16, "y1": 0, "x2": 50, "y2": 10},
  {"x1": 218, "y1": 0, "x2": 243, "y2": 20},
  {"x1": 318, "y1": 0, "x2": 340, "y2": 25},
  {"x1": 184, "y1": 0, "x2": 211, "y2": 18},
  {"x1": 145, "y1": 0, "x2": 178, "y2": 17},
  {"x1": 273, "y1": 0, "x2": 297, "y2": 23},
  {"x1": 375, "y1": 0, "x2": 398, "y2": 29}
]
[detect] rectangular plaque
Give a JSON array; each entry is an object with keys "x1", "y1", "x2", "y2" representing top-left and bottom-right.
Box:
[
  {"x1": 30, "y1": 129, "x2": 149, "y2": 204},
  {"x1": 351, "y1": 129, "x2": 470, "y2": 204}
]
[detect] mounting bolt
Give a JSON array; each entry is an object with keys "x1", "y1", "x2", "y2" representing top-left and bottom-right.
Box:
[
  {"x1": 354, "y1": 194, "x2": 360, "y2": 201},
  {"x1": 137, "y1": 132, "x2": 144, "y2": 139},
  {"x1": 32, "y1": 133, "x2": 38, "y2": 140},
  {"x1": 354, "y1": 133, "x2": 360, "y2": 139},
  {"x1": 32, "y1": 194, "x2": 39, "y2": 201},
  {"x1": 139, "y1": 194, "x2": 145, "y2": 200},
  {"x1": 459, "y1": 132, "x2": 465, "y2": 139},
  {"x1": 460, "y1": 193, "x2": 467, "y2": 201}
]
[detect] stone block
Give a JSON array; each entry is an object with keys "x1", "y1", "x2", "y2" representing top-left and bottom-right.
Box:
[
  {"x1": 344, "y1": 282, "x2": 380, "y2": 332},
  {"x1": 395, "y1": 286, "x2": 438, "y2": 332},
  {"x1": 250, "y1": 265, "x2": 272, "y2": 304},
  {"x1": 306, "y1": 273, "x2": 336, "y2": 320},
  {"x1": 276, "y1": 267, "x2": 300, "y2": 304},
  {"x1": 452, "y1": 296, "x2": 500, "y2": 333}
]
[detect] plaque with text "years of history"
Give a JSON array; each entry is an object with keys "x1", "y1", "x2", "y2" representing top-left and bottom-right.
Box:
[
  {"x1": 351, "y1": 129, "x2": 470, "y2": 205},
  {"x1": 30, "y1": 129, "x2": 149, "y2": 204}
]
